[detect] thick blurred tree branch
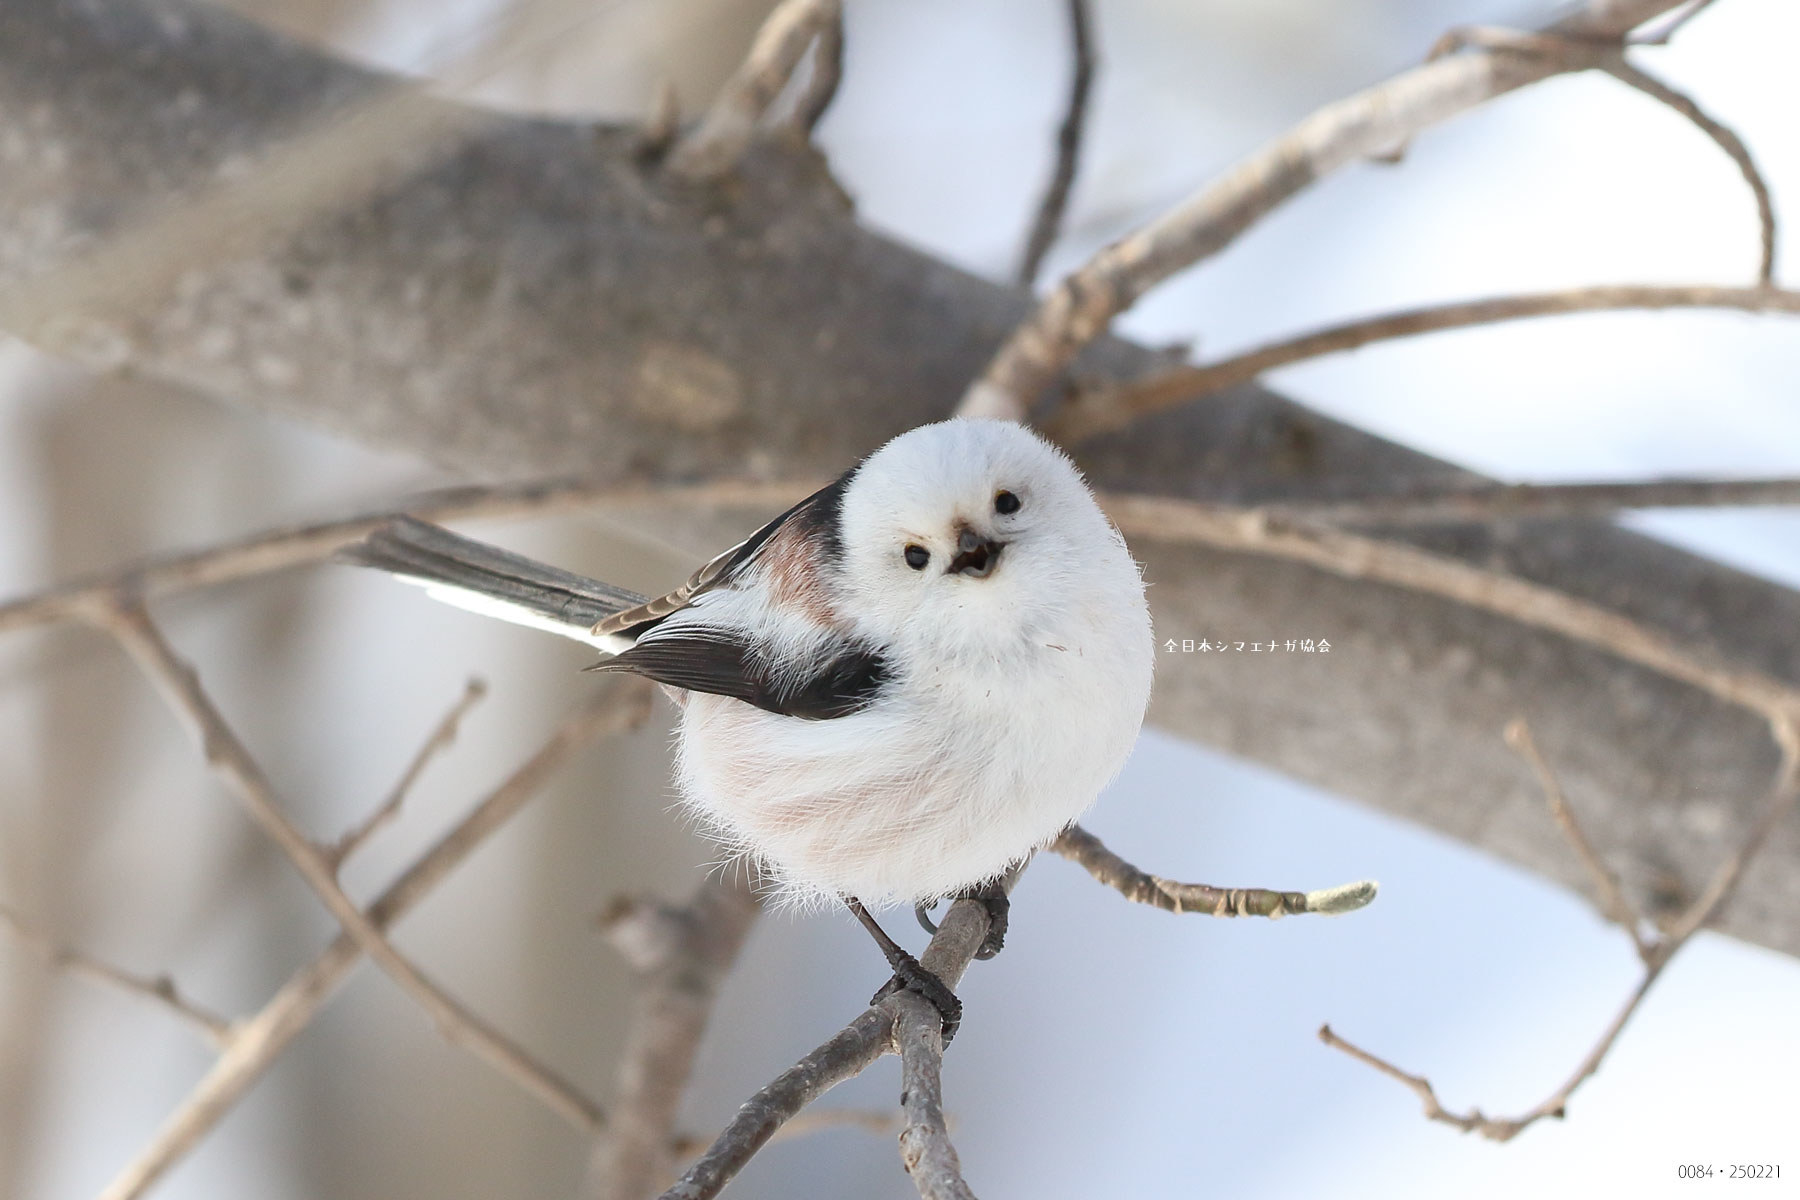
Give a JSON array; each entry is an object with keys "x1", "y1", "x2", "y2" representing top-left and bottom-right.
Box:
[{"x1": 1, "y1": 0, "x2": 1798, "y2": 964}]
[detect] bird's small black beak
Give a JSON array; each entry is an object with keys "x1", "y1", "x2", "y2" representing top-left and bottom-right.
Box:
[{"x1": 947, "y1": 528, "x2": 1005, "y2": 578}]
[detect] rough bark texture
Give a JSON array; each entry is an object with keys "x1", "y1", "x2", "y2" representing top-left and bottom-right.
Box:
[{"x1": 3, "y1": 0, "x2": 1796, "y2": 954}]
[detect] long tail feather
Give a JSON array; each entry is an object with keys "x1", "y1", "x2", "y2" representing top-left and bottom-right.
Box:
[{"x1": 337, "y1": 517, "x2": 648, "y2": 650}]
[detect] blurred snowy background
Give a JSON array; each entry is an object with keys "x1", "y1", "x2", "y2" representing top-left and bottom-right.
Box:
[{"x1": 1, "y1": 1, "x2": 1796, "y2": 1197}]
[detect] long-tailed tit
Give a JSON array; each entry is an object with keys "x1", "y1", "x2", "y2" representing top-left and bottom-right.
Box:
[{"x1": 340, "y1": 419, "x2": 1155, "y2": 1033}]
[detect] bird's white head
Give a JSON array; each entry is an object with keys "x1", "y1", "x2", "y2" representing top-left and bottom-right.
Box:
[{"x1": 835, "y1": 419, "x2": 1143, "y2": 657}]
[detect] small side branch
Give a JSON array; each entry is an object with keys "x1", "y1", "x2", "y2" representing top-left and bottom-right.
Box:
[
  {"x1": 1432, "y1": 26, "x2": 1776, "y2": 284},
  {"x1": 667, "y1": 0, "x2": 844, "y2": 182},
  {"x1": 1323, "y1": 719, "x2": 1800, "y2": 1140},
  {"x1": 96, "y1": 598, "x2": 608, "y2": 1136},
  {"x1": 98, "y1": 683, "x2": 652, "y2": 1200},
  {"x1": 1604, "y1": 60, "x2": 1776, "y2": 284},
  {"x1": 1505, "y1": 719, "x2": 1652, "y2": 960},
  {"x1": 1016, "y1": 0, "x2": 1096, "y2": 287},
  {"x1": 0, "y1": 905, "x2": 234, "y2": 1047},
  {"x1": 1051, "y1": 826, "x2": 1376, "y2": 917},
  {"x1": 1049, "y1": 285, "x2": 1800, "y2": 441},
  {"x1": 326, "y1": 676, "x2": 488, "y2": 868}
]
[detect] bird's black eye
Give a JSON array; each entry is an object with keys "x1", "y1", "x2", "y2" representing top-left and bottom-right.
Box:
[
  {"x1": 904, "y1": 544, "x2": 930, "y2": 570},
  {"x1": 994, "y1": 490, "x2": 1021, "y2": 515}
]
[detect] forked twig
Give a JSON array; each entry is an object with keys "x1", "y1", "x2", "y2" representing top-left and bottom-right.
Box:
[
  {"x1": 96, "y1": 599, "x2": 609, "y2": 1135},
  {"x1": 1322, "y1": 719, "x2": 1800, "y2": 1140},
  {"x1": 97, "y1": 683, "x2": 652, "y2": 1200}
]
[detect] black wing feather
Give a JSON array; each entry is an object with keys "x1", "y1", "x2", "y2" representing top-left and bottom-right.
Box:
[{"x1": 591, "y1": 628, "x2": 888, "y2": 720}]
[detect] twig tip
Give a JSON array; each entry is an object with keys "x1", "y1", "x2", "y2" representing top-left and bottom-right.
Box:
[{"x1": 1307, "y1": 879, "x2": 1379, "y2": 914}]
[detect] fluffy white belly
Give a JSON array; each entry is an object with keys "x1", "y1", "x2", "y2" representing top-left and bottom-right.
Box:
[{"x1": 672, "y1": 650, "x2": 1142, "y2": 907}]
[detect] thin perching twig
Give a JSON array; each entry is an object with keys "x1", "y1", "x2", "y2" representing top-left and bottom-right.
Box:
[
  {"x1": 1048, "y1": 285, "x2": 1800, "y2": 442},
  {"x1": 1016, "y1": 0, "x2": 1096, "y2": 287},
  {"x1": 1051, "y1": 825, "x2": 1376, "y2": 917},
  {"x1": 326, "y1": 676, "x2": 488, "y2": 868},
  {"x1": 659, "y1": 891, "x2": 998, "y2": 1200},
  {"x1": 956, "y1": 0, "x2": 1691, "y2": 421},
  {"x1": 0, "y1": 905, "x2": 234, "y2": 1047},
  {"x1": 895, "y1": 991, "x2": 978, "y2": 1200},
  {"x1": 667, "y1": 0, "x2": 844, "y2": 182},
  {"x1": 95, "y1": 597, "x2": 608, "y2": 1136},
  {"x1": 97, "y1": 682, "x2": 652, "y2": 1200}
]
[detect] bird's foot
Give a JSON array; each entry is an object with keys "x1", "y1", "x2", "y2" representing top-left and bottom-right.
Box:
[
  {"x1": 912, "y1": 881, "x2": 1011, "y2": 961},
  {"x1": 969, "y1": 880, "x2": 1009, "y2": 961},
  {"x1": 871, "y1": 951, "x2": 962, "y2": 1044}
]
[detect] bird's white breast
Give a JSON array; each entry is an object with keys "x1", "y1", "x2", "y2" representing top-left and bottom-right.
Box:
[{"x1": 671, "y1": 589, "x2": 1152, "y2": 909}]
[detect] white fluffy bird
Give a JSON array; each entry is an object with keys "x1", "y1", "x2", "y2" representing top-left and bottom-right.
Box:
[{"x1": 342, "y1": 419, "x2": 1155, "y2": 1032}]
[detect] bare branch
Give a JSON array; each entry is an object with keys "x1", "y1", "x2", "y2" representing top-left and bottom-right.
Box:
[
  {"x1": 0, "y1": 905, "x2": 234, "y2": 1047},
  {"x1": 1322, "y1": 721, "x2": 1800, "y2": 1140},
  {"x1": 1602, "y1": 61, "x2": 1776, "y2": 284},
  {"x1": 326, "y1": 676, "x2": 489, "y2": 868},
  {"x1": 958, "y1": 0, "x2": 1691, "y2": 420},
  {"x1": 98, "y1": 683, "x2": 652, "y2": 1200},
  {"x1": 1504, "y1": 719, "x2": 1651, "y2": 958},
  {"x1": 95, "y1": 598, "x2": 608, "y2": 1135},
  {"x1": 1258, "y1": 476, "x2": 1800, "y2": 527},
  {"x1": 588, "y1": 877, "x2": 761, "y2": 1200},
  {"x1": 1051, "y1": 825, "x2": 1376, "y2": 917},
  {"x1": 0, "y1": 478, "x2": 810, "y2": 637},
  {"x1": 1050, "y1": 285, "x2": 1800, "y2": 441},
  {"x1": 895, "y1": 993, "x2": 977, "y2": 1200},
  {"x1": 1098, "y1": 494, "x2": 1800, "y2": 732},
  {"x1": 660, "y1": 893, "x2": 996, "y2": 1200},
  {"x1": 1016, "y1": 0, "x2": 1096, "y2": 287},
  {"x1": 667, "y1": 0, "x2": 844, "y2": 182}
]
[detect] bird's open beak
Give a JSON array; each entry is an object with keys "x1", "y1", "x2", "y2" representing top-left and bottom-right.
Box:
[{"x1": 947, "y1": 528, "x2": 1005, "y2": 578}]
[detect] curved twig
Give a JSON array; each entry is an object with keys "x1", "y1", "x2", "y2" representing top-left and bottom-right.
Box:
[
  {"x1": 1049, "y1": 285, "x2": 1800, "y2": 442},
  {"x1": 667, "y1": 0, "x2": 844, "y2": 182},
  {"x1": 1016, "y1": 0, "x2": 1096, "y2": 287}
]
